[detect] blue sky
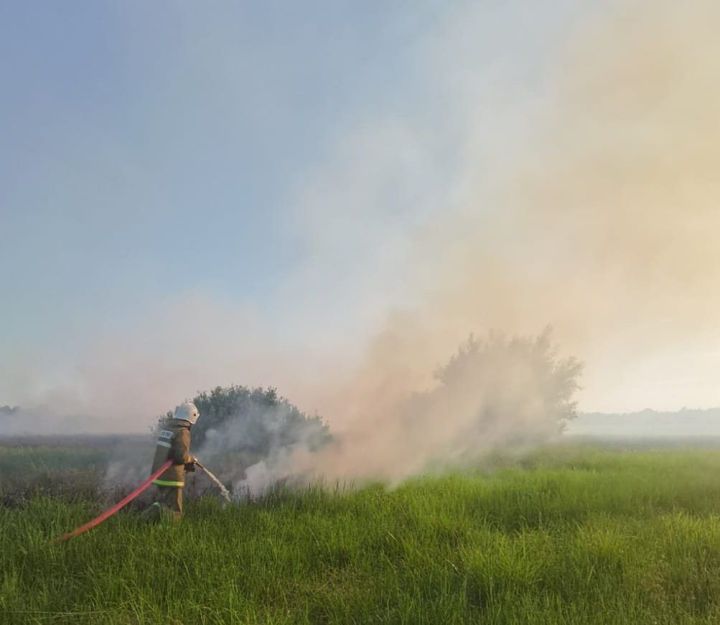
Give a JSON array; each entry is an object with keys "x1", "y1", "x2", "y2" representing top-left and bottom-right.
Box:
[
  {"x1": 4, "y1": 1, "x2": 718, "y2": 429},
  {"x1": 1, "y1": 3, "x2": 431, "y2": 340}
]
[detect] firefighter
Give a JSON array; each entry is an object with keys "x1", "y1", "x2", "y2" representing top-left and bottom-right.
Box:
[{"x1": 147, "y1": 401, "x2": 199, "y2": 519}]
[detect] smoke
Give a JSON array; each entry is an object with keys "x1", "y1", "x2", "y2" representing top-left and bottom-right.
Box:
[
  {"x1": 0, "y1": 404, "x2": 124, "y2": 436},
  {"x1": 193, "y1": 392, "x2": 329, "y2": 494},
  {"x1": 309, "y1": 0, "x2": 720, "y2": 415},
  {"x1": 6, "y1": 0, "x2": 720, "y2": 487},
  {"x1": 193, "y1": 329, "x2": 580, "y2": 497},
  {"x1": 221, "y1": 0, "x2": 720, "y2": 489},
  {"x1": 0, "y1": 294, "x2": 331, "y2": 434},
  {"x1": 440, "y1": 0, "x2": 720, "y2": 410}
]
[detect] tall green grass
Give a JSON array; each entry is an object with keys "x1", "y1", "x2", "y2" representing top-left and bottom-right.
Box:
[{"x1": 3, "y1": 446, "x2": 720, "y2": 624}]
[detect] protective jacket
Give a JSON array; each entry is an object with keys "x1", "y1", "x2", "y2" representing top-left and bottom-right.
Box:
[{"x1": 151, "y1": 420, "x2": 193, "y2": 487}]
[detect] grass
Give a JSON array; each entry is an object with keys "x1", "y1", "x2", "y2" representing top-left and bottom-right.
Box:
[{"x1": 3, "y1": 443, "x2": 720, "y2": 624}]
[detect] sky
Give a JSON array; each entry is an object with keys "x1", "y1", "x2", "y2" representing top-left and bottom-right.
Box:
[{"x1": 2, "y1": 1, "x2": 720, "y2": 432}]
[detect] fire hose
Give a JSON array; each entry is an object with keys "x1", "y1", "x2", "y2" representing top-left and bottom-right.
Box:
[
  {"x1": 57, "y1": 460, "x2": 173, "y2": 542},
  {"x1": 57, "y1": 459, "x2": 231, "y2": 542}
]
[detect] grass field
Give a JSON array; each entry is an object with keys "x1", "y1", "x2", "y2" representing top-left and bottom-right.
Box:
[{"x1": 3, "y1": 442, "x2": 720, "y2": 624}]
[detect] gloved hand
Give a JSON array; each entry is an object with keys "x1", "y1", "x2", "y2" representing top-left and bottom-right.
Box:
[{"x1": 185, "y1": 457, "x2": 196, "y2": 472}]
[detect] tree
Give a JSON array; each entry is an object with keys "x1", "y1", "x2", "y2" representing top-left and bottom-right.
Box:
[
  {"x1": 400, "y1": 329, "x2": 582, "y2": 458},
  {"x1": 160, "y1": 385, "x2": 331, "y2": 471}
]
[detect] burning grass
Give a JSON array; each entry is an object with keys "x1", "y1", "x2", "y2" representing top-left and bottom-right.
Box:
[{"x1": 3, "y1": 444, "x2": 720, "y2": 623}]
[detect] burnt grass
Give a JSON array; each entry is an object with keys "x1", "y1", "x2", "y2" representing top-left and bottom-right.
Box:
[
  {"x1": 0, "y1": 435, "x2": 231, "y2": 508},
  {"x1": 0, "y1": 436, "x2": 159, "y2": 506}
]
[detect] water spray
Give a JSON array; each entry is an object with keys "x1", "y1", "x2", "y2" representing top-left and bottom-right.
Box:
[{"x1": 195, "y1": 459, "x2": 232, "y2": 503}]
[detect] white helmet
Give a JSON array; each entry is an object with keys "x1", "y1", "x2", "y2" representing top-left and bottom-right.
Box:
[{"x1": 173, "y1": 401, "x2": 200, "y2": 425}]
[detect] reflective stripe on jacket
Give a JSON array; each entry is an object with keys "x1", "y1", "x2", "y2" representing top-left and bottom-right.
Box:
[{"x1": 151, "y1": 420, "x2": 192, "y2": 487}]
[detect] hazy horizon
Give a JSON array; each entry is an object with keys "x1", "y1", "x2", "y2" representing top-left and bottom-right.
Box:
[{"x1": 5, "y1": 401, "x2": 720, "y2": 439}]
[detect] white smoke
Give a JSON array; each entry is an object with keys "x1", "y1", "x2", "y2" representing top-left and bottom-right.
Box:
[
  {"x1": 6, "y1": 0, "x2": 720, "y2": 487},
  {"x1": 182, "y1": 329, "x2": 581, "y2": 498}
]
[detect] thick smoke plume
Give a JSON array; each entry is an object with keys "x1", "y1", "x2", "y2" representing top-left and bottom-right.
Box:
[
  {"x1": 191, "y1": 386, "x2": 330, "y2": 495},
  {"x1": 239, "y1": 0, "x2": 720, "y2": 487},
  {"x1": 253, "y1": 331, "x2": 581, "y2": 491},
  {"x1": 301, "y1": 0, "x2": 720, "y2": 421},
  {"x1": 5, "y1": 0, "x2": 720, "y2": 487},
  {"x1": 408, "y1": 0, "x2": 720, "y2": 411},
  {"x1": 189, "y1": 330, "x2": 581, "y2": 496}
]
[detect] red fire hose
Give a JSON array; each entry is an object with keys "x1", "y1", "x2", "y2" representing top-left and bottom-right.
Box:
[{"x1": 57, "y1": 460, "x2": 173, "y2": 542}]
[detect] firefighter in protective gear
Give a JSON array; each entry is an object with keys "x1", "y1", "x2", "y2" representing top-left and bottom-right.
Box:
[{"x1": 148, "y1": 401, "x2": 199, "y2": 519}]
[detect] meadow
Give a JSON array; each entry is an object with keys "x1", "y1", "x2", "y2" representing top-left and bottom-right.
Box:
[{"x1": 3, "y1": 439, "x2": 720, "y2": 624}]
